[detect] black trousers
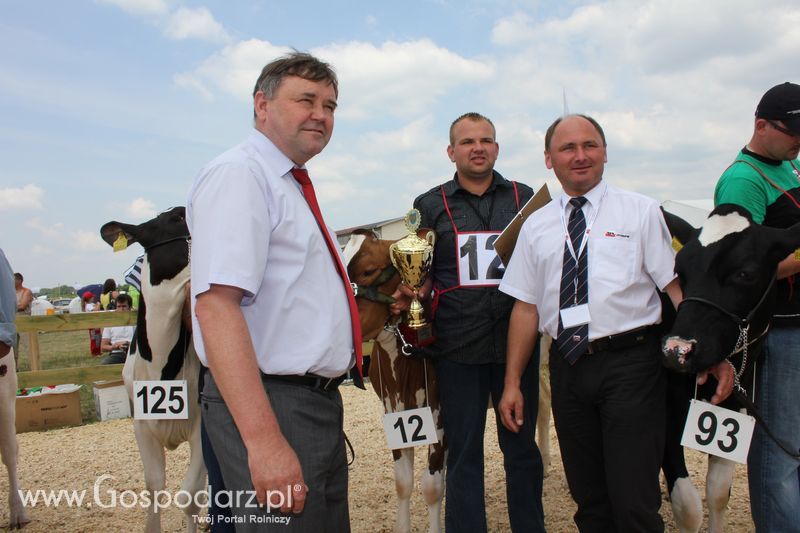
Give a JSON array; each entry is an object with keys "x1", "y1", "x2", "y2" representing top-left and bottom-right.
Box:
[{"x1": 550, "y1": 335, "x2": 666, "y2": 533}]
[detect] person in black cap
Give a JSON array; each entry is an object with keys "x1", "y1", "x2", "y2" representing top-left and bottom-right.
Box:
[{"x1": 714, "y1": 81, "x2": 800, "y2": 531}]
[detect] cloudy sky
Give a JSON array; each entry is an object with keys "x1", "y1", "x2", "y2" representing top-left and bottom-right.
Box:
[{"x1": 2, "y1": 0, "x2": 798, "y2": 289}]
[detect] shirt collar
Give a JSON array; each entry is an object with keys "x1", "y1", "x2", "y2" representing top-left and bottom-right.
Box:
[
  {"x1": 559, "y1": 180, "x2": 606, "y2": 214},
  {"x1": 742, "y1": 146, "x2": 782, "y2": 166},
  {"x1": 249, "y1": 129, "x2": 299, "y2": 178},
  {"x1": 442, "y1": 170, "x2": 511, "y2": 197}
]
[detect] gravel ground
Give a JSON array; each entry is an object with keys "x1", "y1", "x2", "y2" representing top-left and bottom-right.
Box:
[{"x1": 2, "y1": 383, "x2": 753, "y2": 532}]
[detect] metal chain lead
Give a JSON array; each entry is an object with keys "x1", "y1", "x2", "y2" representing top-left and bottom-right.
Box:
[
  {"x1": 728, "y1": 324, "x2": 750, "y2": 396},
  {"x1": 384, "y1": 323, "x2": 414, "y2": 356}
]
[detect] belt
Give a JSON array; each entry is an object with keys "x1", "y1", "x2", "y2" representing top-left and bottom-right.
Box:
[
  {"x1": 262, "y1": 373, "x2": 346, "y2": 392},
  {"x1": 585, "y1": 325, "x2": 654, "y2": 355}
]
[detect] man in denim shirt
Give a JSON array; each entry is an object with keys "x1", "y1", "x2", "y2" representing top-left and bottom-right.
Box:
[{"x1": 412, "y1": 112, "x2": 545, "y2": 533}]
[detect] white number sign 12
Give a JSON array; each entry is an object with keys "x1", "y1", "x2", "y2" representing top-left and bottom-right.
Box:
[{"x1": 382, "y1": 407, "x2": 439, "y2": 450}]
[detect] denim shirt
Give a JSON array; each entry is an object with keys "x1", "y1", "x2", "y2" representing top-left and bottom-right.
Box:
[{"x1": 413, "y1": 171, "x2": 533, "y2": 363}]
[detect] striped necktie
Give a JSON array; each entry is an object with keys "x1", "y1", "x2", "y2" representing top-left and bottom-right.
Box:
[{"x1": 555, "y1": 196, "x2": 589, "y2": 364}]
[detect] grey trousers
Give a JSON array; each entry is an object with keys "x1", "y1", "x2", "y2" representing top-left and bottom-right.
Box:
[{"x1": 201, "y1": 371, "x2": 350, "y2": 533}]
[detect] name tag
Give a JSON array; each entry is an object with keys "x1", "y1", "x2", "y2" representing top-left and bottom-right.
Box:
[
  {"x1": 681, "y1": 399, "x2": 755, "y2": 464},
  {"x1": 560, "y1": 304, "x2": 591, "y2": 329},
  {"x1": 133, "y1": 380, "x2": 189, "y2": 420},
  {"x1": 382, "y1": 407, "x2": 439, "y2": 450},
  {"x1": 457, "y1": 232, "x2": 504, "y2": 286}
]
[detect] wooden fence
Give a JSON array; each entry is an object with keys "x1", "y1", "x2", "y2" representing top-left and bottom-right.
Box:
[
  {"x1": 13, "y1": 311, "x2": 373, "y2": 388},
  {"x1": 14, "y1": 311, "x2": 135, "y2": 372}
]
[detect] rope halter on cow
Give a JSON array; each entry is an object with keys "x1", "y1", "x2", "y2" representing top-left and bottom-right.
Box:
[
  {"x1": 678, "y1": 273, "x2": 775, "y2": 396},
  {"x1": 351, "y1": 265, "x2": 398, "y2": 305}
]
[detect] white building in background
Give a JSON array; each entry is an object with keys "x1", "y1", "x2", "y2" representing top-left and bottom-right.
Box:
[{"x1": 336, "y1": 216, "x2": 407, "y2": 247}]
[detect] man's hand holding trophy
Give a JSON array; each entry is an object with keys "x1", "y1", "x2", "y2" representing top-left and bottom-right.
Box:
[{"x1": 389, "y1": 209, "x2": 436, "y2": 350}]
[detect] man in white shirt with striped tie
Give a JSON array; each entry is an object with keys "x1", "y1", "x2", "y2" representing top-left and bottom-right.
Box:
[{"x1": 498, "y1": 114, "x2": 733, "y2": 532}]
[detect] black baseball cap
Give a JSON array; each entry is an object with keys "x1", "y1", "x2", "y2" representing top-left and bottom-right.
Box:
[{"x1": 756, "y1": 82, "x2": 800, "y2": 135}]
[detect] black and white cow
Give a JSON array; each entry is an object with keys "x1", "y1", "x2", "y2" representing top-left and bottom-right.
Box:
[
  {"x1": 101, "y1": 207, "x2": 205, "y2": 533},
  {"x1": 661, "y1": 204, "x2": 800, "y2": 532}
]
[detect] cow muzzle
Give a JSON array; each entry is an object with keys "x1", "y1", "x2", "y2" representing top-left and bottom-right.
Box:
[{"x1": 662, "y1": 336, "x2": 697, "y2": 373}]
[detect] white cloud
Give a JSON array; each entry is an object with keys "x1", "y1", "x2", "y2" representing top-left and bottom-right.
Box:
[
  {"x1": 95, "y1": 0, "x2": 168, "y2": 16},
  {"x1": 175, "y1": 39, "x2": 288, "y2": 101},
  {"x1": 164, "y1": 7, "x2": 230, "y2": 43},
  {"x1": 0, "y1": 184, "x2": 44, "y2": 211},
  {"x1": 173, "y1": 72, "x2": 215, "y2": 101},
  {"x1": 25, "y1": 218, "x2": 64, "y2": 238},
  {"x1": 177, "y1": 38, "x2": 494, "y2": 120},
  {"x1": 31, "y1": 244, "x2": 54, "y2": 256},
  {"x1": 127, "y1": 198, "x2": 157, "y2": 220},
  {"x1": 98, "y1": 0, "x2": 229, "y2": 44},
  {"x1": 73, "y1": 230, "x2": 107, "y2": 252},
  {"x1": 324, "y1": 40, "x2": 494, "y2": 119}
]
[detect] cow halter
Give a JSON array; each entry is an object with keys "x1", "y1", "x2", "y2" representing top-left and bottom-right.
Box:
[
  {"x1": 143, "y1": 235, "x2": 191, "y2": 253},
  {"x1": 352, "y1": 265, "x2": 398, "y2": 305},
  {"x1": 678, "y1": 273, "x2": 775, "y2": 394}
]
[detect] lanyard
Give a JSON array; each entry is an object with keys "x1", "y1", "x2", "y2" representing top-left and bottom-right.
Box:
[
  {"x1": 559, "y1": 186, "x2": 607, "y2": 263},
  {"x1": 462, "y1": 193, "x2": 496, "y2": 229}
]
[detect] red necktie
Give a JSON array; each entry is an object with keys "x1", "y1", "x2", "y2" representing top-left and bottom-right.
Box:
[{"x1": 291, "y1": 168, "x2": 364, "y2": 388}]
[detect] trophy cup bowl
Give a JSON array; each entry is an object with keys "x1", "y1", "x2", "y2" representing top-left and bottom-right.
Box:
[{"x1": 389, "y1": 209, "x2": 435, "y2": 329}]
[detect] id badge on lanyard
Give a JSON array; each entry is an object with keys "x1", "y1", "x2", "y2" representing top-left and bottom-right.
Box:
[
  {"x1": 558, "y1": 190, "x2": 605, "y2": 326},
  {"x1": 457, "y1": 231, "x2": 504, "y2": 286}
]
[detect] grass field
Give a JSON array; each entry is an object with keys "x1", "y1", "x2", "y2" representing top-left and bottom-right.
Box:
[{"x1": 16, "y1": 330, "x2": 121, "y2": 423}]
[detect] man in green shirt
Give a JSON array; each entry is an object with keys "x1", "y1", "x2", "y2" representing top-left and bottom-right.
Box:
[{"x1": 714, "y1": 82, "x2": 800, "y2": 532}]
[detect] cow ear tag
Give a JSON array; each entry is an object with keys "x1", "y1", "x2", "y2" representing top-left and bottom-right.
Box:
[
  {"x1": 113, "y1": 232, "x2": 128, "y2": 252},
  {"x1": 794, "y1": 248, "x2": 800, "y2": 261},
  {"x1": 671, "y1": 236, "x2": 683, "y2": 253}
]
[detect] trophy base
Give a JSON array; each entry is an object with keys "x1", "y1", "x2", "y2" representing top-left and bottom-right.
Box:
[{"x1": 399, "y1": 322, "x2": 435, "y2": 348}]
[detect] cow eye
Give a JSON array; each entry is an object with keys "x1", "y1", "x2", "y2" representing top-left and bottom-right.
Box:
[
  {"x1": 736, "y1": 270, "x2": 753, "y2": 282},
  {"x1": 362, "y1": 269, "x2": 376, "y2": 278}
]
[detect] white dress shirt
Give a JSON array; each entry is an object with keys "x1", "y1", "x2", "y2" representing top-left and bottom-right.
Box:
[
  {"x1": 187, "y1": 130, "x2": 354, "y2": 377},
  {"x1": 500, "y1": 181, "x2": 676, "y2": 340},
  {"x1": 102, "y1": 325, "x2": 135, "y2": 347}
]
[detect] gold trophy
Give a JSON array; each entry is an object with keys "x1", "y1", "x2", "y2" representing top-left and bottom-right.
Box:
[{"x1": 390, "y1": 209, "x2": 436, "y2": 346}]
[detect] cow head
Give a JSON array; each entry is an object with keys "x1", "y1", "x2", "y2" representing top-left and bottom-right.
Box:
[
  {"x1": 344, "y1": 229, "x2": 401, "y2": 341},
  {"x1": 662, "y1": 203, "x2": 800, "y2": 373},
  {"x1": 344, "y1": 228, "x2": 435, "y2": 341},
  {"x1": 100, "y1": 207, "x2": 191, "y2": 375},
  {"x1": 100, "y1": 207, "x2": 190, "y2": 285}
]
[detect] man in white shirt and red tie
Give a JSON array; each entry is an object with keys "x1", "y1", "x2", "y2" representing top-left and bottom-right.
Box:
[
  {"x1": 188, "y1": 51, "x2": 362, "y2": 531},
  {"x1": 498, "y1": 114, "x2": 734, "y2": 531}
]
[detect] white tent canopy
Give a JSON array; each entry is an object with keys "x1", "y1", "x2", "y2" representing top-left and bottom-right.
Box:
[{"x1": 661, "y1": 199, "x2": 713, "y2": 229}]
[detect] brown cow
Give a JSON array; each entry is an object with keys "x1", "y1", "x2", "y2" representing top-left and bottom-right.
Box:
[{"x1": 344, "y1": 230, "x2": 445, "y2": 533}]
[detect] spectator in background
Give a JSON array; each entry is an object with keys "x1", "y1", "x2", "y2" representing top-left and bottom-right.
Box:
[
  {"x1": 123, "y1": 254, "x2": 144, "y2": 308},
  {"x1": 14, "y1": 273, "x2": 32, "y2": 314},
  {"x1": 82, "y1": 292, "x2": 99, "y2": 312},
  {"x1": 13, "y1": 272, "x2": 33, "y2": 363},
  {"x1": 100, "y1": 294, "x2": 134, "y2": 364},
  {"x1": 99, "y1": 278, "x2": 119, "y2": 310},
  {"x1": 82, "y1": 291, "x2": 102, "y2": 355}
]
